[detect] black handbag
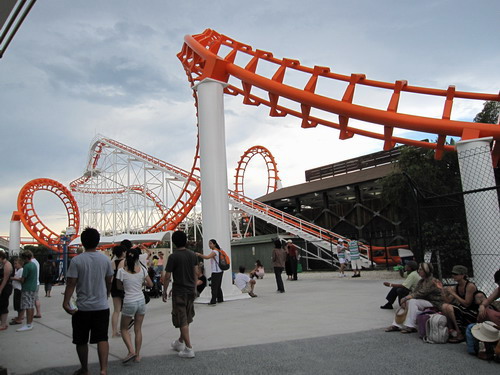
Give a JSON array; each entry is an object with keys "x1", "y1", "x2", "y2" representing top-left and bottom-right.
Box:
[
  {"x1": 140, "y1": 262, "x2": 150, "y2": 304},
  {"x1": 143, "y1": 290, "x2": 150, "y2": 304}
]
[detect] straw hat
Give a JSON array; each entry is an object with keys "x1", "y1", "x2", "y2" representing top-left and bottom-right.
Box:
[
  {"x1": 471, "y1": 321, "x2": 500, "y2": 342},
  {"x1": 394, "y1": 306, "x2": 408, "y2": 325}
]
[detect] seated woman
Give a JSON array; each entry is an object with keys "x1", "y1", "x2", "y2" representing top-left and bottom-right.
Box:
[
  {"x1": 441, "y1": 265, "x2": 485, "y2": 343},
  {"x1": 385, "y1": 262, "x2": 444, "y2": 334},
  {"x1": 196, "y1": 264, "x2": 207, "y2": 297},
  {"x1": 249, "y1": 260, "x2": 265, "y2": 279},
  {"x1": 477, "y1": 269, "x2": 500, "y2": 325}
]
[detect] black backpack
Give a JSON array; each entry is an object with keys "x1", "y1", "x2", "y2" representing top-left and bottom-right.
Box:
[{"x1": 217, "y1": 249, "x2": 230, "y2": 271}]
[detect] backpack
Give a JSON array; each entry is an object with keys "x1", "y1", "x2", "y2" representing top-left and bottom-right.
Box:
[
  {"x1": 423, "y1": 314, "x2": 449, "y2": 344},
  {"x1": 217, "y1": 249, "x2": 230, "y2": 271},
  {"x1": 416, "y1": 309, "x2": 436, "y2": 339}
]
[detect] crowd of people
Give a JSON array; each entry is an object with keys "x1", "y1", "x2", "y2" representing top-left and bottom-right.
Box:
[
  {"x1": 382, "y1": 262, "x2": 499, "y2": 361},
  {"x1": 0, "y1": 248, "x2": 43, "y2": 332},
  {"x1": 1, "y1": 232, "x2": 498, "y2": 372}
]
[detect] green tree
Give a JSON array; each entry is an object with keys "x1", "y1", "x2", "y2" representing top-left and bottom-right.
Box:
[
  {"x1": 380, "y1": 146, "x2": 470, "y2": 277},
  {"x1": 474, "y1": 100, "x2": 500, "y2": 124}
]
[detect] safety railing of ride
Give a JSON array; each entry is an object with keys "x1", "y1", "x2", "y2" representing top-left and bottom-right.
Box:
[
  {"x1": 69, "y1": 136, "x2": 201, "y2": 234},
  {"x1": 228, "y1": 190, "x2": 370, "y2": 254},
  {"x1": 71, "y1": 135, "x2": 368, "y2": 251}
]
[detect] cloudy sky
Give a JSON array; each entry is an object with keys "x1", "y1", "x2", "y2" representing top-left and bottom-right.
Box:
[{"x1": 1, "y1": 0, "x2": 499, "y2": 237}]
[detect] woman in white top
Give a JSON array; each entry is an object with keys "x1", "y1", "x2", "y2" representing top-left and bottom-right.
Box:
[
  {"x1": 117, "y1": 247, "x2": 153, "y2": 364},
  {"x1": 10, "y1": 257, "x2": 24, "y2": 325},
  {"x1": 196, "y1": 239, "x2": 224, "y2": 305}
]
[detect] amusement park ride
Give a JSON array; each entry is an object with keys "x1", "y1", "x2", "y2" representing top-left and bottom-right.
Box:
[{"x1": 6, "y1": 29, "x2": 500, "y2": 290}]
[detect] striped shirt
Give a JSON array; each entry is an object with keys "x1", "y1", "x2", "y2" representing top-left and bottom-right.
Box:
[{"x1": 348, "y1": 240, "x2": 360, "y2": 260}]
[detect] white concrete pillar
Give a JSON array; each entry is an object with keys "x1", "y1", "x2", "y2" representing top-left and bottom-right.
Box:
[
  {"x1": 456, "y1": 137, "x2": 500, "y2": 294},
  {"x1": 193, "y1": 78, "x2": 248, "y2": 302},
  {"x1": 9, "y1": 211, "x2": 21, "y2": 256}
]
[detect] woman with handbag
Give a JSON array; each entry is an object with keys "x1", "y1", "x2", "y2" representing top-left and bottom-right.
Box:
[{"x1": 117, "y1": 247, "x2": 153, "y2": 364}]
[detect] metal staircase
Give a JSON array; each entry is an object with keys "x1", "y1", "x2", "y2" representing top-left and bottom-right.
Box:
[
  {"x1": 228, "y1": 191, "x2": 373, "y2": 268},
  {"x1": 0, "y1": 237, "x2": 9, "y2": 250},
  {"x1": 84, "y1": 137, "x2": 372, "y2": 268}
]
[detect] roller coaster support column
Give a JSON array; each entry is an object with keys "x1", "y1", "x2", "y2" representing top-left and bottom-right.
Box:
[
  {"x1": 456, "y1": 137, "x2": 500, "y2": 294},
  {"x1": 9, "y1": 211, "x2": 21, "y2": 256},
  {"x1": 194, "y1": 78, "x2": 248, "y2": 301}
]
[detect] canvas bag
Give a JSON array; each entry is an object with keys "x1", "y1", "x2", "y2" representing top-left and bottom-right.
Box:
[{"x1": 423, "y1": 314, "x2": 449, "y2": 344}]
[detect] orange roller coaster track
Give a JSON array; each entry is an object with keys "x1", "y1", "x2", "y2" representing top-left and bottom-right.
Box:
[
  {"x1": 17, "y1": 178, "x2": 80, "y2": 251},
  {"x1": 178, "y1": 29, "x2": 500, "y2": 163},
  {"x1": 16, "y1": 30, "x2": 500, "y2": 250},
  {"x1": 234, "y1": 145, "x2": 281, "y2": 196}
]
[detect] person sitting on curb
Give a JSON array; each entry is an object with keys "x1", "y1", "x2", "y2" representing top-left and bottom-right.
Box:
[
  {"x1": 477, "y1": 269, "x2": 500, "y2": 325},
  {"x1": 380, "y1": 261, "x2": 420, "y2": 309},
  {"x1": 385, "y1": 262, "x2": 444, "y2": 334},
  {"x1": 441, "y1": 265, "x2": 485, "y2": 343},
  {"x1": 234, "y1": 266, "x2": 257, "y2": 297}
]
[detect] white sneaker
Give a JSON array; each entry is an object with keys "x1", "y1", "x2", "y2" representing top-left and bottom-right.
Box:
[
  {"x1": 16, "y1": 325, "x2": 33, "y2": 332},
  {"x1": 171, "y1": 339, "x2": 185, "y2": 352},
  {"x1": 178, "y1": 346, "x2": 195, "y2": 358}
]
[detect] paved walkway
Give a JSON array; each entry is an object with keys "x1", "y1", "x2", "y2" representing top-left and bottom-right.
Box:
[{"x1": 1, "y1": 271, "x2": 498, "y2": 374}]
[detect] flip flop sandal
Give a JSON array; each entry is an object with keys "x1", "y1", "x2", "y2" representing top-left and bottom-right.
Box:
[
  {"x1": 0, "y1": 326, "x2": 8, "y2": 331},
  {"x1": 385, "y1": 326, "x2": 401, "y2": 332},
  {"x1": 400, "y1": 328, "x2": 417, "y2": 334},
  {"x1": 9, "y1": 320, "x2": 22, "y2": 325},
  {"x1": 122, "y1": 354, "x2": 136, "y2": 364},
  {"x1": 448, "y1": 336, "x2": 465, "y2": 343}
]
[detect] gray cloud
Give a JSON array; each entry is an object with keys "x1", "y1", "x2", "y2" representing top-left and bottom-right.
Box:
[{"x1": 1, "y1": 0, "x2": 498, "y2": 236}]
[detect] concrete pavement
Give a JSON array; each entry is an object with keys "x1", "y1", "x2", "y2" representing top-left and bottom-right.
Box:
[{"x1": 1, "y1": 271, "x2": 498, "y2": 374}]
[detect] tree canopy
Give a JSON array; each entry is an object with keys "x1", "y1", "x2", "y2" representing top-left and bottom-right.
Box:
[
  {"x1": 380, "y1": 145, "x2": 469, "y2": 277},
  {"x1": 474, "y1": 100, "x2": 500, "y2": 124}
]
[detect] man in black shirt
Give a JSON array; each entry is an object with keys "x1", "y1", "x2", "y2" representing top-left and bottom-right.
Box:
[{"x1": 162, "y1": 231, "x2": 198, "y2": 358}]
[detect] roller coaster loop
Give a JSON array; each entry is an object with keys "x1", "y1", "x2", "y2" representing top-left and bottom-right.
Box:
[
  {"x1": 17, "y1": 178, "x2": 80, "y2": 251},
  {"x1": 235, "y1": 145, "x2": 281, "y2": 196}
]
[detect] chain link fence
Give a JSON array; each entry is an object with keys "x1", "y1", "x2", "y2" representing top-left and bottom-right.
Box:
[{"x1": 456, "y1": 141, "x2": 500, "y2": 295}]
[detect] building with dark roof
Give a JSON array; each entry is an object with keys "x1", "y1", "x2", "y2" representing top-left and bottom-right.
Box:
[{"x1": 256, "y1": 148, "x2": 409, "y2": 247}]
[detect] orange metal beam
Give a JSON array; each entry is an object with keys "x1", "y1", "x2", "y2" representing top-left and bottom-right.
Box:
[{"x1": 178, "y1": 29, "x2": 500, "y2": 161}]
